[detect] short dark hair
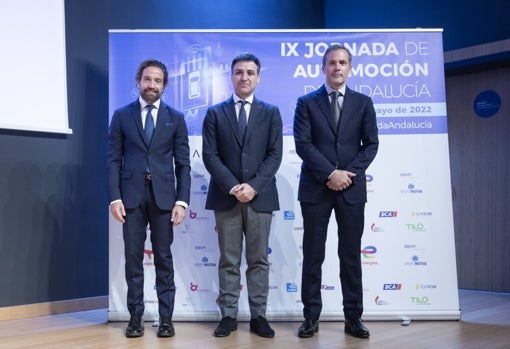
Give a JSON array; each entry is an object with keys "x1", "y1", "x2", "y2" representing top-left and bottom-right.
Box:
[
  {"x1": 231, "y1": 53, "x2": 261, "y2": 74},
  {"x1": 135, "y1": 59, "x2": 169, "y2": 86},
  {"x1": 322, "y1": 44, "x2": 352, "y2": 66}
]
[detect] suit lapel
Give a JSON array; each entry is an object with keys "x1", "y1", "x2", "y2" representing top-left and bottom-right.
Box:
[
  {"x1": 151, "y1": 103, "x2": 166, "y2": 145},
  {"x1": 315, "y1": 85, "x2": 337, "y2": 133},
  {"x1": 244, "y1": 98, "x2": 262, "y2": 142},
  {"x1": 222, "y1": 97, "x2": 244, "y2": 145},
  {"x1": 337, "y1": 87, "x2": 353, "y2": 133},
  {"x1": 129, "y1": 101, "x2": 149, "y2": 147},
  {"x1": 147, "y1": 102, "x2": 174, "y2": 148}
]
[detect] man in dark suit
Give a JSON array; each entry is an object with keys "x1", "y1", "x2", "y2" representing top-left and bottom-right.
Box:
[
  {"x1": 202, "y1": 53, "x2": 283, "y2": 338},
  {"x1": 108, "y1": 59, "x2": 191, "y2": 338},
  {"x1": 293, "y1": 45, "x2": 379, "y2": 339}
]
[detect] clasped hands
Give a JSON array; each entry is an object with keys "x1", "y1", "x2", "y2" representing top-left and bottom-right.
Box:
[
  {"x1": 326, "y1": 169, "x2": 356, "y2": 191},
  {"x1": 231, "y1": 183, "x2": 257, "y2": 203}
]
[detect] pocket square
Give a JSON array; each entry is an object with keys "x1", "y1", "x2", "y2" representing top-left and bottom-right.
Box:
[{"x1": 163, "y1": 122, "x2": 173, "y2": 126}]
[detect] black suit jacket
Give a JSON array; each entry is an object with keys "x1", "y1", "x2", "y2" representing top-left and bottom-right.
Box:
[
  {"x1": 202, "y1": 96, "x2": 283, "y2": 212},
  {"x1": 108, "y1": 100, "x2": 191, "y2": 210},
  {"x1": 293, "y1": 84, "x2": 379, "y2": 204}
]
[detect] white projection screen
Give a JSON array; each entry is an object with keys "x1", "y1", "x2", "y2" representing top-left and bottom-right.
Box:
[{"x1": 0, "y1": 0, "x2": 71, "y2": 134}]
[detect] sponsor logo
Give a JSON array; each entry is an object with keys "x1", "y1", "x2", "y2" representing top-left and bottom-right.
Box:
[
  {"x1": 401, "y1": 183, "x2": 423, "y2": 194},
  {"x1": 193, "y1": 245, "x2": 215, "y2": 253},
  {"x1": 144, "y1": 300, "x2": 159, "y2": 304},
  {"x1": 406, "y1": 223, "x2": 426, "y2": 232},
  {"x1": 383, "y1": 283, "x2": 402, "y2": 290},
  {"x1": 144, "y1": 249, "x2": 154, "y2": 259},
  {"x1": 188, "y1": 210, "x2": 209, "y2": 221},
  {"x1": 405, "y1": 255, "x2": 428, "y2": 266},
  {"x1": 321, "y1": 284, "x2": 335, "y2": 290},
  {"x1": 361, "y1": 246, "x2": 378, "y2": 265},
  {"x1": 143, "y1": 249, "x2": 155, "y2": 266},
  {"x1": 375, "y1": 296, "x2": 389, "y2": 305},
  {"x1": 286, "y1": 283, "x2": 298, "y2": 292},
  {"x1": 410, "y1": 296, "x2": 431, "y2": 305},
  {"x1": 193, "y1": 256, "x2": 216, "y2": 267},
  {"x1": 370, "y1": 223, "x2": 384, "y2": 232},
  {"x1": 379, "y1": 211, "x2": 398, "y2": 218},
  {"x1": 416, "y1": 284, "x2": 437, "y2": 289},
  {"x1": 284, "y1": 210, "x2": 295, "y2": 220},
  {"x1": 411, "y1": 211, "x2": 432, "y2": 216},
  {"x1": 191, "y1": 149, "x2": 201, "y2": 158},
  {"x1": 361, "y1": 246, "x2": 377, "y2": 259},
  {"x1": 192, "y1": 184, "x2": 209, "y2": 195},
  {"x1": 190, "y1": 282, "x2": 211, "y2": 292}
]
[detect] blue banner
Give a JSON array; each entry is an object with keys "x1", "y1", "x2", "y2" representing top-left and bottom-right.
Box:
[{"x1": 109, "y1": 30, "x2": 447, "y2": 135}]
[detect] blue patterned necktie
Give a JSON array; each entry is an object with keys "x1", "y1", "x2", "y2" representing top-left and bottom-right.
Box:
[
  {"x1": 145, "y1": 105, "x2": 155, "y2": 142},
  {"x1": 238, "y1": 100, "x2": 247, "y2": 138}
]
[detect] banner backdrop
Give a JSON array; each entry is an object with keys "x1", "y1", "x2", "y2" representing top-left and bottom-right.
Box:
[{"x1": 108, "y1": 29, "x2": 460, "y2": 321}]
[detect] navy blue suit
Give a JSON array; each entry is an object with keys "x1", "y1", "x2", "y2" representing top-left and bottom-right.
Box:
[
  {"x1": 202, "y1": 95, "x2": 282, "y2": 318},
  {"x1": 203, "y1": 96, "x2": 282, "y2": 213},
  {"x1": 294, "y1": 84, "x2": 378, "y2": 320},
  {"x1": 108, "y1": 99, "x2": 191, "y2": 318}
]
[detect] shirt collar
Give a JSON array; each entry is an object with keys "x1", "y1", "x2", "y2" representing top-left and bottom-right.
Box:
[
  {"x1": 325, "y1": 84, "x2": 346, "y2": 96},
  {"x1": 233, "y1": 94, "x2": 254, "y2": 104},
  {"x1": 139, "y1": 97, "x2": 161, "y2": 110}
]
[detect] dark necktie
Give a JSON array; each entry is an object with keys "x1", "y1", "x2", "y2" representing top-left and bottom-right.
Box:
[
  {"x1": 145, "y1": 105, "x2": 155, "y2": 143},
  {"x1": 238, "y1": 100, "x2": 247, "y2": 138},
  {"x1": 330, "y1": 91, "x2": 341, "y2": 126}
]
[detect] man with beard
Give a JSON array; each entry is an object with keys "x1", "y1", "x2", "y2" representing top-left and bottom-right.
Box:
[{"x1": 108, "y1": 59, "x2": 191, "y2": 338}]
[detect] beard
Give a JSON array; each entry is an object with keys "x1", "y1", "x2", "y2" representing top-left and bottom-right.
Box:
[{"x1": 140, "y1": 88, "x2": 162, "y2": 104}]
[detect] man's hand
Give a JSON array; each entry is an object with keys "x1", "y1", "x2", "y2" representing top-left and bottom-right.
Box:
[
  {"x1": 171, "y1": 205, "x2": 186, "y2": 226},
  {"x1": 110, "y1": 201, "x2": 126, "y2": 223},
  {"x1": 232, "y1": 183, "x2": 257, "y2": 203},
  {"x1": 326, "y1": 170, "x2": 356, "y2": 191}
]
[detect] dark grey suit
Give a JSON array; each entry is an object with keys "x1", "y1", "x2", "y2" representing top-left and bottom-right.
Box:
[
  {"x1": 202, "y1": 96, "x2": 282, "y2": 318},
  {"x1": 294, "y1": 84, "x2": 378, "y2": 320}
]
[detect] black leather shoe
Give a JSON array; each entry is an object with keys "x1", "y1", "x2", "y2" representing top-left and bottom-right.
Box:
[
  {"x1": 249, "y1": 316, "x2": 275, "y2": 338},
  {"x1": 344, "y1": 317, "x2": 370, "y2": 338},
  {"x1": 125, "y1": 315, "x2": 144, "y2": 338},
  {"x1": 298, "y1": 318, "x2": 319, "y2": 338},
  {"x1": 157, "y1": 317, "x2": 175, "y2": 337},
  {"x1": 213, "y1": 316, "x2": 238, "y2": 337}
]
